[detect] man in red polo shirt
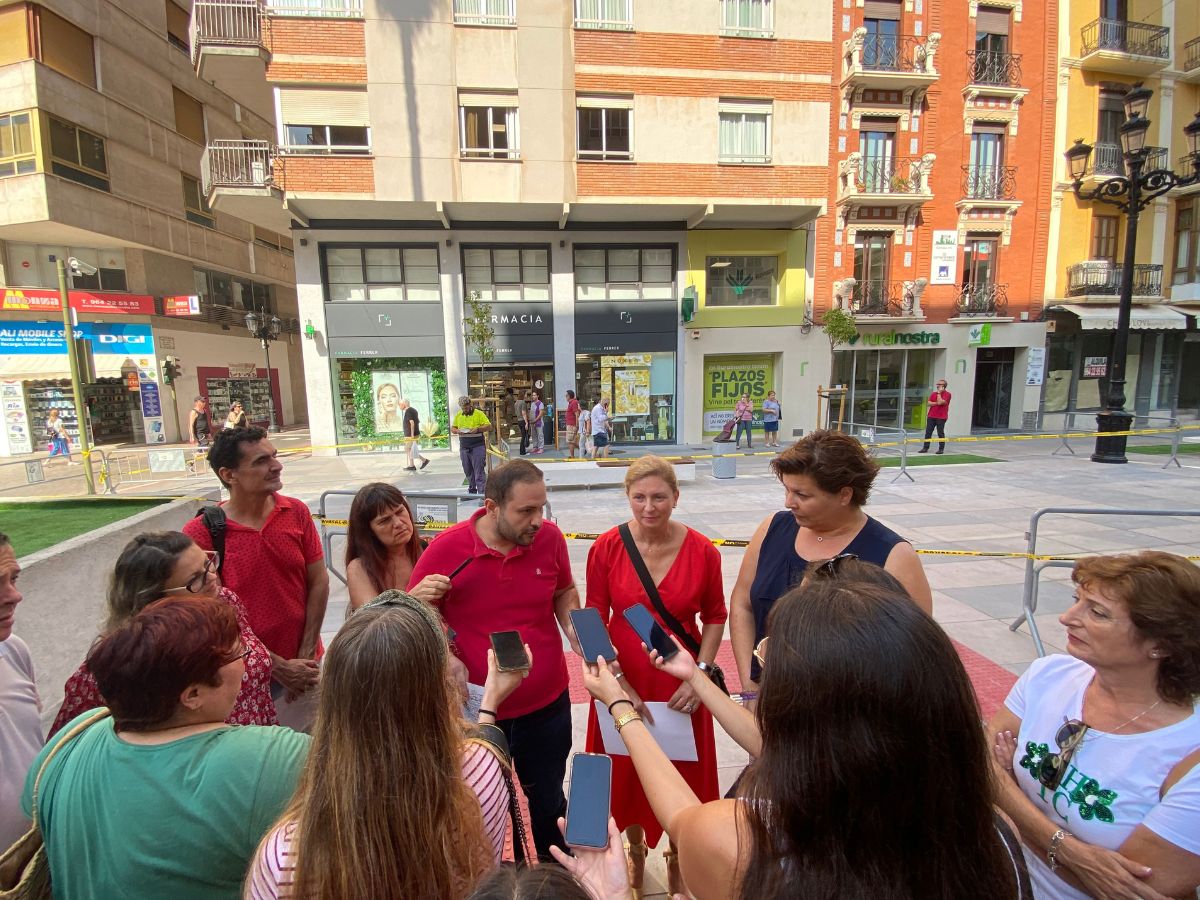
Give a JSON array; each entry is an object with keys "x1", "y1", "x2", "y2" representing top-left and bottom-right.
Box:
[
  {"x1": 409, "y1": 458, "x2": 582, "y2": 859},
  {"x1": 564, "y1": 389, "x2": 581, "y2": 458},
  {"x1": 919, "y1": 378, "x2": 952, "y2": 455},
  {"x1": 183, "y1": 427, "x2": 327, "y2": 731}
]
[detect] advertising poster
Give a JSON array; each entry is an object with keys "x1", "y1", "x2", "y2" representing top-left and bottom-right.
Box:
[
  {"x1": 613, "y1": 368, "x2": 650, "y2": 416},
  {"x1": 399, "y1": 370, "x2": 432, "y2": 431},
  {"x1": 1025, "y1": 347, "x2": 1046, "y2": 387},
  {"x1": 2, "y1": 379, "x2": 31, "y2": 455},
  {"x1": 929, "y1": 230, "x2": 959, "y2": 285},
  {"x1": 139, "y1": 380, "x2": 166, "y2": 443},
  {"x1": 702, "y1": 355, "x2": 774, "y2": 434},
  {"x1": 371, "y1": 370, "x2": 404, "y2": 433}
]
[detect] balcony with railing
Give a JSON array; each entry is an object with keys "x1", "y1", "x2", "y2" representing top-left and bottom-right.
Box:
[
  {"x1": 1079, "y1": 18, "x2": 1170, "y2": 74},
  {"x1": 961, "y1": 165, "x2": 1017, "y2": 201},
  {"x1": 264, "y1": 0, "x2": 364, "y2": 16},
  {"x1": 574, "y1": 0, "x2": 632, "y2": 30},
  {"x1": 453, "y1": 0, "x2": 516, "y2": 27},
  {"x1": 190, "y1": 0, "x2": 263, "y2": 65},
  {"x1": 967, "y1": 49, "x2": 1022, "y2": 88},
  {"x1": 1183, "y1": 36, "x2": 1200, "y2": 83},
  {"x1": 1082, "y1": 143, "x2": 1169, "y2": 182},
  {"x1": 200, "y1": 140, "x2": 298, "y2": 231},
  {"x1": 1066, "y1": 261, "x2": 1164, "y2": 301},
  {"x1": 842, "y1": 280, "x2": 928, "y2": 319},
  {"x1": 842, "y1": 29, "x2": 941, "y2": 89},
  {"x1": 837, "y1": 153, "x2": 935, "y2": 208},
  {"x1": 954, "y1": 283, "x2": 1009, "y2": 317}
]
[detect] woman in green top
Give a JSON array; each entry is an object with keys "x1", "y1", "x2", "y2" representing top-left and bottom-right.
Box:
[{"x1": 23, "y1": 596, "x2": 310, "y2": 900}]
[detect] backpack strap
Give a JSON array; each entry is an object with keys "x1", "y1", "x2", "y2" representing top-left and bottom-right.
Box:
[{"x1": 195, "y1": 506, "x2": 227, "y2": 576}]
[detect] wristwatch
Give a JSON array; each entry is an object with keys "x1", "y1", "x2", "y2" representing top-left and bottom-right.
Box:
[{"x1": 696, "y1": 661, "x2": 715, "y2": 675}]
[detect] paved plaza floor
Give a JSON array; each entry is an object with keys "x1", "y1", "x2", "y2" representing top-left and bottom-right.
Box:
[{"x1": 13, "y1": 432, "x2": 1200, "y2": 897}]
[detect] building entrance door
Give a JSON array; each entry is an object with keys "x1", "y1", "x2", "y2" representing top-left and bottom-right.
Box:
[{"x1": 972, "y1": 348, "x2": 1014, "y2": 430}]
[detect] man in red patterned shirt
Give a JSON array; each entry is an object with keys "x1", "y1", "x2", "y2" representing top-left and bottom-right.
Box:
[{"x1": 184, "y1": 427, "x2": 327, "y2": 731}]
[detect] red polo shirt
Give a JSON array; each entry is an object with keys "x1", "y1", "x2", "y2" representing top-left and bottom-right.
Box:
[
  {"x1": 409, "y1": 508, "x2": 573, "y2": 719},
  {"x1": 928, "y1": 390, "x2": 951, "y2": 420},
  {"x1": 565, "y1": 398, "x2": 580, "y2": 427},
  {"x1": 183, "y1": 493, "x2": 323, "y2": 660}
]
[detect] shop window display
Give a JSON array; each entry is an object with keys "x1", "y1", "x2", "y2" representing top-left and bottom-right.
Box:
[
  {"x1": 331, "y1": 357, "x2": 448, "y2": 453},
  {"x1": 468, "y1": 365, "x2": 555, "y2": 446},
  {"x1": 575, "y1": 352, "x2": 675, "y2": 443}
]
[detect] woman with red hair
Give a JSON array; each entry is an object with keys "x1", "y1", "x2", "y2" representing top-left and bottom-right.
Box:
[{"x1": 24, "y1": 596, "x2": 309, "y2": 900}]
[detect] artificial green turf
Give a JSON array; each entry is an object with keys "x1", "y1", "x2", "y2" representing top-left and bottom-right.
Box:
[
  {"x1": 1125, "y1": 443, "x2": 1200, "y2": 455},
  {"x1": 876, "y1": 453, "x2": 1002, "y2": 467},
  {"x1": 0, "y1": 499, "x2": 166, "y2": 555}
]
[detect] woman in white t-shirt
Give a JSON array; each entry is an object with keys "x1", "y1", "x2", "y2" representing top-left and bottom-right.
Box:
[{"x1": 990, "y1": 551, "x2": 1200, "y2": 900}]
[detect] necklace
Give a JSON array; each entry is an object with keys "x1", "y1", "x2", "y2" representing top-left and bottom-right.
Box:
[{"x1": 1108, "y1": 698, "x2": 1162, "y2": 733}]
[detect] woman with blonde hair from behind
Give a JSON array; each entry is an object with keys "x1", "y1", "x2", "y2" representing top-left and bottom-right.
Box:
[{"x1": 246, "y1": 591, "x2": 531, "y2": 899}]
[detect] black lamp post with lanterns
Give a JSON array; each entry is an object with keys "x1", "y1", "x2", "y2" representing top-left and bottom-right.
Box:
[
  {"x1": 244, "y1": 308, "x2": 281, "y2": 433},
  {"x1": 1063, "y1": 83, "x2": 1200, "y2": 463}
]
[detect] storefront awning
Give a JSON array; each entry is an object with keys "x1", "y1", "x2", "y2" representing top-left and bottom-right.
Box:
[
  {"x1": 1168, "y1": 305, "x2": 1200, "y2": 323},
  {"x1": 1055, "y1": 304, "x2": 1188, "y2": 330},
  {"x1": 0, "y1": 355, "x2": 134, "y2": 380}
]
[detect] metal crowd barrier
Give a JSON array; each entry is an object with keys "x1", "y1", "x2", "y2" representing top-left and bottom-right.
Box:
[
  {"x1": 1009, "y1": 506, "x2": 1200, "y2": 656},
  {"x1": 100, "y1": 447, "x2": 211, "y2": 492},
  {"x1": 831, "y1": 418, "x2": 914, "y2": 483},
  {"x1": 1048, "y1": 410, "x2": 1182, "y2": 469}
]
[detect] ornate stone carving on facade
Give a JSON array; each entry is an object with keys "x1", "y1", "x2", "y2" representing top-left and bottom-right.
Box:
[
  {"x1": 902, "y1": 278, "x2": 929, "y2": 316},
  {"x1": 838, "y1": 151, "x2": 864, "y2": 199},
  {"x1": 915, "y1": 33, "x2": 941, "y2": 76},
  {"x1": 842, "y1": 27, "x2": 868, "y2": 77},
  {"x1": 832, "y1": 277, "x2": 858, "y2": 311}
]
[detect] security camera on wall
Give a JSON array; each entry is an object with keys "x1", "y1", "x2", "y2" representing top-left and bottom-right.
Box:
[{"x1": 66, "y1": 256, "x2": 99, "y2": 277}]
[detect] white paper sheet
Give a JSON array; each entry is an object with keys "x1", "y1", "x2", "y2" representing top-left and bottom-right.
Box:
[
  {"x1": 593, "y1": 701, "x2": 698, "y2": 762},
  {"x1": 463, "y1": 683, "x2": 486, "y2": 723}
]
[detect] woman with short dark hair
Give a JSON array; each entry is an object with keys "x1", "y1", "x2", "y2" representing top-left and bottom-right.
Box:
[
  {"x1": 728, "y1": 429, "x2": 931, "y2": 705},
  {"x1": 990, "y1": 551, "x2": 1200, "y2": 900},
  {"x1": 583, "y1": 579, "x2": 1026, "y2": 899},
  {"x1": 25, "y1": 596, "x2": 308, "y2": 900},
  {"x1": 50, "y1": 531, "x2": 276, "y2": 735}
]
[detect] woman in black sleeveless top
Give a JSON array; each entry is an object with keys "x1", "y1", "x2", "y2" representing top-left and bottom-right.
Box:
[{"x1": 730, "y1": 429, "x2": 932, "y2": 693}]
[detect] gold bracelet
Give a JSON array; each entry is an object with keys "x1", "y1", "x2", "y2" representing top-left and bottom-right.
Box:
[{"x1": 613, "y1": 710, "x2": 642, "y2": 733}]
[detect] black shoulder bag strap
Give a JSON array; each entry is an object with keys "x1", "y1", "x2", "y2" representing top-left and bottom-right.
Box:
[
  {"x1": 196, "y1": 506, "x2": 227, "y2": 576},
  {"x1": 618, "y1": 524, "x2": 728, "y2": 695},
  {"x1": 993, "y1": 813, "x2": 1033, "y2": 900}
]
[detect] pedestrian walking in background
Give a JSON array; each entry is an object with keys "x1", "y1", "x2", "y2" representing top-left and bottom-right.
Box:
[
  {"x1": 400, "y1": 398, "x2": 430, "y2": 472},
  {"x1": 408, "y1": 460, "x2": 584, "y2": 861},
  {"x1": 188, "y1": 395, "x2": 212, "y2": 447},
  {"x1": 223, "y1": 401, "x2": 248, "y2": 430},
  {"x1": 453, "y1": 395, "x2": 491, "y2": 494},
  {"x1": 515, "y1": 391, "x2": 530, "y2": 456},
  {"x1": 530, "y1": 391, "x2": 546, "y2": 455},
  {"x1": 591, "y1": 398, "x2": 610, "y2": 459},
  {"x1": 919, "y1": 378, "x2": 951, "y2": 454},
  {"x1": 734, "y1": 393, "x2": 754, "y2": 449},
  {"x1": 184, "y1": 427, "x2": 328, "y2": 732},
  {"x1": 564, "y1": 390, "x2": 581, "y2": 458},
  {"x1": 578, "y1": 401, "x2": 592, "y2": 457},
  {"x1": 761, "y1": 390, "x2": 782, "y2": 448},
  {"x1": 45, "y1": 407, "x2": 72, "y2": 464},
  {"x1": 0, "y1": 531, "x2": 43, "y2": 852}
]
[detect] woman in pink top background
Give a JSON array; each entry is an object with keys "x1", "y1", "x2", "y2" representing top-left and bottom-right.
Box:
[{"x1": 734, "y1": 393, "x2": 755, "y2": 449}]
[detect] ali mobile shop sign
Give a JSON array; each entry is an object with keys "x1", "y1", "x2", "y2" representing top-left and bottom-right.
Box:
[{"x1": 0, "y1": 321, "x2": 154, "y2": 354}]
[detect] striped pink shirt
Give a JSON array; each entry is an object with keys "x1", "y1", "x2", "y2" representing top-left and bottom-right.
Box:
[{"x1": 244, "y1": 742, "x2": 509, "y2": 898}]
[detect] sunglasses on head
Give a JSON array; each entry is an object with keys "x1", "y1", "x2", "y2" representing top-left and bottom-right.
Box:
[
  {"x1": 753, "y1": 636, "x2": 768, "y2": 668},
  {"x1": 1039, "y1": 718, "x2": 1089, "y2": 792},
  {"x1": 812, "y1": 552, "x2": 859, "y2": 578}
]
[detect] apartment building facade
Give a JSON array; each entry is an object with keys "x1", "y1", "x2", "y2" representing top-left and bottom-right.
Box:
[
  {"x1": 197, "y1": 0, "x2": 833, "y2": 450},
  {"x1": 0, "y1": 0, "x2": 305, "y2": 455},
  {"x1": 822, "y1": 0, "x2": 1056, "y2": 438},
  {"x1": 1044, "y1": 0, "x2": 1200, "y2": 425}
]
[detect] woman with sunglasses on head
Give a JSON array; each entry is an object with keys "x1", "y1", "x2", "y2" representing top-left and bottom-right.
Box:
[
  {"x1": 246, "y1": 590, "x2": 530, "y2": 899},
  {"x1": 26, "y1": 596, "x2": 309, "y2": 900},
  {"x1": 583, "y1": 578, "x2": 1029, "y2": 900},
  {"x1": 49, "y1": 531, "x2": 276, "y2": 735},
  {"x1": 729, "y1": 429, "x2": 931, "y2": 710},
  {"x1": 345, "y1": 482, "x2": 451, "y2": 612},
  {"x1": 224, "y1": 401, "x2": 249, "y2": 430},
  {"x1": 989, "y1": 551, "x2": 1200, "y2": 900}
]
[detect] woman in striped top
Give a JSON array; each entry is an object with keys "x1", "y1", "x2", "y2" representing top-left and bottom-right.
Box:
[{"x1": 245, "y1": 591, "x2": 529, "y2": 900}]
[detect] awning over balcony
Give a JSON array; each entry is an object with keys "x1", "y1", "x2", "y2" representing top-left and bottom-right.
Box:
[{"x1": 1054, "y1": 304, "x2": 1188, "y2": 330}]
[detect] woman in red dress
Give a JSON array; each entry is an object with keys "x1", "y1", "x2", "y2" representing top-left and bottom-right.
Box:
[{"x1": 583, "y1": 455, "x2": 727, "y2": 897}]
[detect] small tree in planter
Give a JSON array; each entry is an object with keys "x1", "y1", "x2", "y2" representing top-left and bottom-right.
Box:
[
  {"x1": 821, "y1": 307, "x2": 858, "y2": 429},
  {"x1": 462, "y1": 290, "x2": 496, "y2": 379}
]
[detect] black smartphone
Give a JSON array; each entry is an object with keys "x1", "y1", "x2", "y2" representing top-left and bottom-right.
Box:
[
  {"x1": 489, "y1": 630, "x2": 530, "y2": 672},
  {"x1": 622, "y1": 603, "x2": 679, "y2": 661},
  {"x1": 570, "y1": 608, "x2": 617, "y2": 663},
  {"x1": 565, "y1": 752, "x2": 612, "y2": 849}
]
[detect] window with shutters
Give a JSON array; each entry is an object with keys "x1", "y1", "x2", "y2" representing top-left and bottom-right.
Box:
[
  {"x1": 6, "y1": 244, "x2": 126, "y2": 290},
  {"x1": 453, "y1": 0, "x2": 515, "y2": 27},
  {"x1": 323, "y1": 245, "x2": 441, "y2": 302},
  {"x1": 33, "y1": 6, "x2": 96, "y2": 88},
  {"x1": 463, "y1": 245, "x2": 549, "y2": 301},
  {"x1": 459, "y1": 93, "x2": 520, "y2": 159},
  {"x1": 718, "y1": 99, "x2": 771, "y2": 165},
  {"x1": 720, "y1": 0, "x2": 772, "y2": 38},
  {"x1": 165, "y1": 0, "x2": 189, "y2": 53},
  {"x1": 1090, "y1": 215, "x2": 1120, "y2": 262},
  {"x1": 574, "y1": 0, "x2": 632, "y2": 30},
  {"x1": 577, "y1": 97, "x2": 632, "y2": 160},
  {"x1": 1173, "y1": 199, "x2": 1198, "y2": 285},
  {"x1": 173, "y1": 88, "x2": 205, "y2": 144},
  {"x1": 0, "y1": 110, "x2": 36, "y2": 178},
  {"x1": 280, "y1": 88, "x2": 371, "y2": 154},
  {"x1": 48, "y1": 114, "x2": 108, "y2": 191},
  {"x1": 182, "y1": 174, "x2": 214, "y2": 228}
]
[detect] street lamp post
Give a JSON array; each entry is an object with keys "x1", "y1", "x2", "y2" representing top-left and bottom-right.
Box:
[
  {"x1": 1063, "y1": 85, "x2": 1200, "y2": 464},
  {"x1": 244, "y1": 309, "x2": 281, "y2": 433}
]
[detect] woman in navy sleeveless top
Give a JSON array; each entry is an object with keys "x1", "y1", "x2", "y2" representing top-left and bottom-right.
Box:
[{"x1": 731, "y1": 430, "x2": 932, "y2": 688}]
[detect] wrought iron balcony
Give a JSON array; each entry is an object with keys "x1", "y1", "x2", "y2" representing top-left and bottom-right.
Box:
[
  {"x1": 201, "y1": 140, "x2": 279, "y2": 194},
  {"x1": 1066, "y1": 261, "x2": 1163, "y2": 298},
  {"x1": 1184, "y1": 37, "x2": 1200, "y2": 82},
  {"x1": 850, "y1": 281, "x2": 903, "y2": 316},
  {"x1": 839, "y1": 153, "x2": 935, "y2": 200},
  {"x1": 842, "y1": 29, "x2": 940, "y2": 84},
  {"x1": 1087, "y1": 143, "x2": 1169, "y2": 178},
  {"x1": 956, "y1": 283, "x2": 1009, "y2": 317},
  {"x1": 1080, "y1": 18, "x2": 1169, "y2": 60},
  {"x1": 967, "y1": 50, "x2": 1022, "y2": 87},
  {"x1": 962, "y1": 165, "x2": 1017, "y2": 200}
]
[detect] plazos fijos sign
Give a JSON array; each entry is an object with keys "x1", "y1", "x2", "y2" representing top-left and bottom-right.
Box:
[
  {"x1": 847, "y1": 329, "x2": 941, "y2": 347},
  {"x1": 702, "y1": 355, "x2": 774, "y2": 434}
]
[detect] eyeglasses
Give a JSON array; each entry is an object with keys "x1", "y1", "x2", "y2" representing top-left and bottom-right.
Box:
[
  {"x1": 161, "y1": 550, "x2": 220, "y2": 595},
  {"x1": 219, "y1": 644, "x2": 251, "y2": 666},
  {"x1": 811, "y1": 552, "x2": 859, "y2": 579},
  {"x1": 753, "y1": 636, "x2": 768, "y2": 668},
  {"x1": 1038, "y1": 718, "x2": 1089, "y2": 792}
]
